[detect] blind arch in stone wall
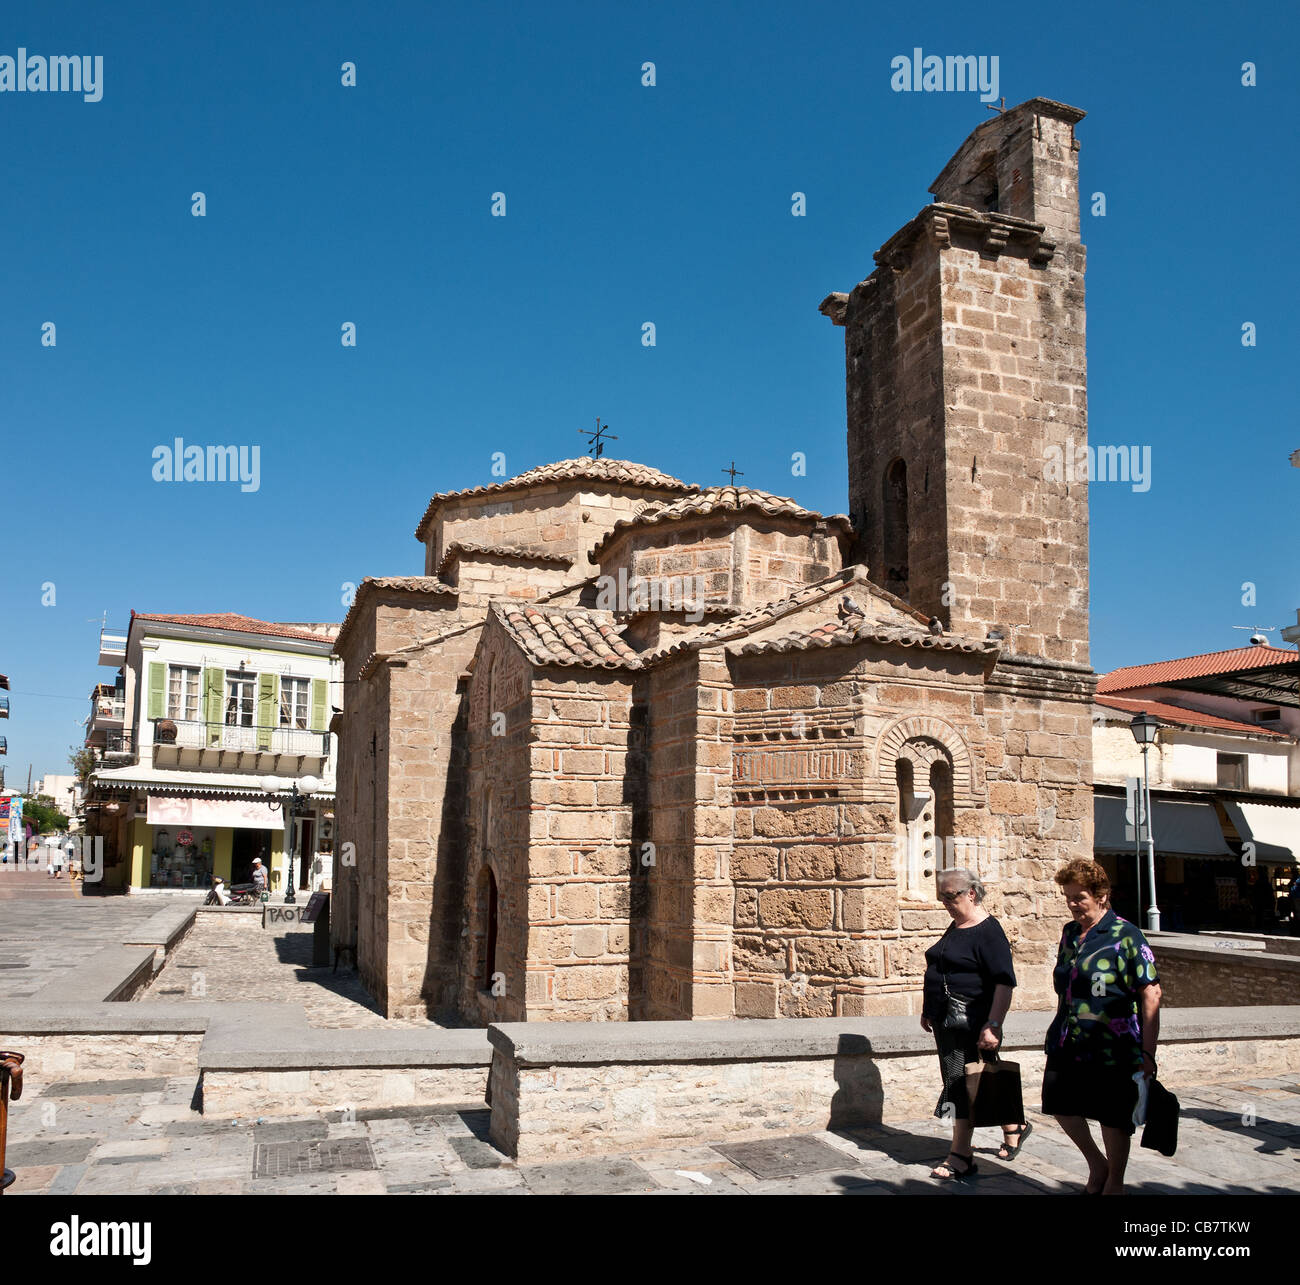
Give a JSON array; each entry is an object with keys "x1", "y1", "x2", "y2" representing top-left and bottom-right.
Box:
[{"x1": 874, "y1": 715, "x2": 978, "y2": 807}]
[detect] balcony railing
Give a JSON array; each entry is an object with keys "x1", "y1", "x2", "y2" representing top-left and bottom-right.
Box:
[
  {"x1": 98, "y1": 627, "x2": 128, "y2": 667},
  {"x1": 156, "y1": 719, "x2": 329, "y2": 758},
  {"x1": 0, "y1": 695, "x2": 8, "y2": 718},
  {"x1": 99, "y1": 730, "x2": 136, "y2": 764},
  {"x1": 94, "y1": 697, "x2": 126, "y2": 723}
]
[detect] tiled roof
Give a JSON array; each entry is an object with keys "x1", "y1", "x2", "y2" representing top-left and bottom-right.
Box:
[
  {"x1": 731, "y1": 615, "x2": 997, "y2": 659},
  {"x1": 335, "y1": 577, "x2": 459, "y2": 653},
  {"x1": 436, "y1": 541, "x2": 574, "y2": 578},
  {"x1": 495, "y1": 604, "x2": 643, "y2": 670},
  {"x1": 643, "y1": 567, "x2": 865, "y2": 661},
  {"x1": 414, "y1": 458, "x2": 697, "y2": 541},
  {"x1": 131, "y1": 612, "x2": 336, "y2": 645},
  {"x1": 1095, "y1": 695, "x2": 1292, "y2": 740},
  {"x1": 591, "y1": 485, "x2": 852, "y2": 560},
  {"x1": 1098, "y1": 646, "x2": 1300, "y2": 693}
]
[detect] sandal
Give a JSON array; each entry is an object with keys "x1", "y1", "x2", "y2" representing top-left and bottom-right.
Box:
[
  {"x1": 931, "y1": 1151, "x2": 978, "y2": 1181},
  {"x1": 997, "y1": 1122, "x2": 1033, "y2": 1161}
]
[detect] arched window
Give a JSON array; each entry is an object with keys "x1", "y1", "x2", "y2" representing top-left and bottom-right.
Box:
[
  {"x1": 882, "y1": 459, "x2": 909, "y2": 595},
  {"x1": 480, "y1": 866, "x2": 499, "y2": 988},
  {"x1": 929, "y1": 760, "x2": 955, "y2": 887}
]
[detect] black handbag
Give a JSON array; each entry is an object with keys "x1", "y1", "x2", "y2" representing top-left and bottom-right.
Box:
[
  {"x1": 1140, "y1": 1073, "x2": 1180, "y2": 1157},
  {"x1": 938, "y1": 929, "x2": 975, "y2": 1031}
]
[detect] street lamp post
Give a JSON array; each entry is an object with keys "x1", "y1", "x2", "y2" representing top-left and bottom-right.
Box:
[
  {"x1": 260, "y1": 776, "x2": 321, "y2": 905},
  {"x1": 1129, "y1": 713, "x2": 1161, "y2": 933}
]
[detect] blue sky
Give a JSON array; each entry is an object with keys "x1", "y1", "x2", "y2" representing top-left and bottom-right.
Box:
[{"x1": 1, "y1": 1, "x2": 1296, "y2": 784}]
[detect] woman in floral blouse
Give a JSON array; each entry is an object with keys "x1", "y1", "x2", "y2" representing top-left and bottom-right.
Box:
[{"x1": 1043, "y1": 858, "x2": 1162, "y2": 1195}]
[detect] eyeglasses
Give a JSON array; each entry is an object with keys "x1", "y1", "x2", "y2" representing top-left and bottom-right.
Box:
[{"x1": 938, "y1": 889, "x2": 970, "y2": 902}]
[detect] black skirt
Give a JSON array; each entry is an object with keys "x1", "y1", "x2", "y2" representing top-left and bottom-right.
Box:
[
  {"x1": 1041, "y1": 1056, "x2": 1139, "y2": 1134},
  {"x1": 932, "y1": 1024, "x2": 982, "y2": 1121}
]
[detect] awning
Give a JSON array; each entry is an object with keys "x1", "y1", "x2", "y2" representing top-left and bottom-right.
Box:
[
  {"x1": 147, "y1": 795, "x2": 282, "y2": 831},
  {"x1": 1221, "y1": 801, "x2": 1299, "y2": 863},
  {"x1": 89, "y1": 764, "x2": 333, "y2": 801},
  {"x1": 1094, "y1": 796, "x2": 1232, "y2": 858}
]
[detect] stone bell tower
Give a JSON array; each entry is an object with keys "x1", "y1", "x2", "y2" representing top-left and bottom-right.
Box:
[{"x1": 821, "y1": 97, "x2": 1088, "y2": 669}]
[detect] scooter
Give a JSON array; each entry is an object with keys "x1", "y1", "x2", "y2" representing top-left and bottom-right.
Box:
[{"x1": 204, "y1": 879, "x2": 259, "y2": 906}]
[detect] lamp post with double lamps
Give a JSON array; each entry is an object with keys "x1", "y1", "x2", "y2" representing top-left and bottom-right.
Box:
[
  {"x1": 1128, "y1": 712, "x2": 1161, "y2": 932},
  {"x1": 259, "y1": 775, "x2": 321, "y2": 905}
]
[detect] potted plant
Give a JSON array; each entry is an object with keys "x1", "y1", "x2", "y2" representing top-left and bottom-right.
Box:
[{"x1": 155, "y1": 719, "x2": 177, "y2": 745}]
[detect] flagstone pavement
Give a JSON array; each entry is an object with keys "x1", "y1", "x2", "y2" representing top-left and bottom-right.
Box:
[{"x1": 6, "y1": 1073, "x2": 1300, "y2": 1196}]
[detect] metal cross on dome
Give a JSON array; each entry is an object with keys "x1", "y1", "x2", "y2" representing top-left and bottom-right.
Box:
[
  {"x1": 722, "y1": 461, "x2": 744, "y2": 485},
  {"x1": 581, "y1": 418, "x2": 618, "y2": 459}
]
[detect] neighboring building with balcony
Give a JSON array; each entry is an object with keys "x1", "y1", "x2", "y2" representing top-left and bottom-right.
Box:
[
  {"x1": 84, "y1": 612, "x2": 341, "y2": 894},
  {"x1": 1092, "y1": 641, "x2": 1300, "y2": 932}
]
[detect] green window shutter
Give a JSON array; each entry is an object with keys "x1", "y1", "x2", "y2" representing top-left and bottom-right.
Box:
[
  {"x1": 311, "y1": 679, "x2": 327, "y2": 734},
  {"x1": 205, "y1": 668, "x2": 223, "y2": 745},
  {"x1": 147, "y1": 663, "x2": 166, "y2": 720},
  {"x1": 257, "y1": 673, "x2": 276, "y2": 750}
]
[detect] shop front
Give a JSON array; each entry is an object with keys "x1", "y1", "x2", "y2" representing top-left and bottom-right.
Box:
[
  {"x1": 127, "y1": 792, "x2": 287, "y2": 892},
  {"x1": 1095, "y1": 792, "x2": 1299, "y2": 933}
]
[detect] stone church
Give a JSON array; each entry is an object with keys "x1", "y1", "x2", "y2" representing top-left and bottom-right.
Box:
[{"x1": 332, "y1": 97, "x2": 1093, "y2": 1022}]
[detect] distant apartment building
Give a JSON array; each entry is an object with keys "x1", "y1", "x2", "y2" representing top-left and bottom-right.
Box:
[
  {"x1": 1092, "y1": 641, "x2": 1300, "y2": 932},
  {"x1": 34, "y1": 773, "x2": 79, "y2": 819},
  {"x1": 84, "y1": 612, "x2": 341, "y2": 894}
]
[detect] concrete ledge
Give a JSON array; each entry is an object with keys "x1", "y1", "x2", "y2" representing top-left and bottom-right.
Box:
[
  {"x1": 31, "y1": 946, "x2": 159, "y2": 1004},
  {"x1": 197, "y1": 1024, "x2": 492, "y2": 1118},
  {"x1": 487, "y1": 1006, "x2": 1300, "y2": 1065},
  {"x1": 198, "y1": 1024, "x2": 491, "y2": 1071},
  {"x1": 485, "y1": 1008, "x2": 1300, "y2": 1161},
  {"x1": 1166, "y1": 930, "x2": 1300, "y2": 957},
  {"x1": 121, "y1": 904, "x2": 198, "y2": 953},
  {"x1": 0, "y1": 1003, "x2": 309, "y2": 1081}
]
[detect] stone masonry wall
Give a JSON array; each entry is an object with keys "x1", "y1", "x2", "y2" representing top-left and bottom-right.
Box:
[
  {"x1": 460, "y1": 626, "x2": 534, "y2": 1024},
  {"x1": 729, "y1": 644, "x2": 1008, "y2": 1018},
  {"x1": 427, "y1": 485, "x2": 675, "y2": 580},
  {"x1": 523, "y1": 669, "x2": 637, "y2": 1021},
  {"x1": 600, "y1": 518, "x2": 843, "y2": 618},
  {"x1": 1156, "y1": 948, "x2": 1300, "y2": 1008},
  {"x1": 641, "y1": 653, "x2": 705, "y2": 1019}
]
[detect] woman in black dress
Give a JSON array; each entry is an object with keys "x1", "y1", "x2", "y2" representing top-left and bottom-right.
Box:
[{"x1": 921, "y1": 868, "x2": 1023, "y2": 1180}]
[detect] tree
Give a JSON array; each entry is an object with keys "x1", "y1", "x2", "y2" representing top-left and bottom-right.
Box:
[
  {"x1": 22, "y1": 798, "x2": 68, "y2": 834},
  {"x1": 68, "y1": 744, "x2": 95, "y2": 783}
]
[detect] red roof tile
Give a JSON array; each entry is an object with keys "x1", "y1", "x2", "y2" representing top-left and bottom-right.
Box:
[
  {"x1": 131, "y1": 612, "x2": 336, "y2": 645},
  {"x1": 590, "y1": 485, "x2": 851, "y2": 561},
  {"x1": 1095, "y1": 695, "x2": 1291, "y2": 739},
  {"x1": 1097, "y1": 646, "x2": 1300, "y2": 693}
]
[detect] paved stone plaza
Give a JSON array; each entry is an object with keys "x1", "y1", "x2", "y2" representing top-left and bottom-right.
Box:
[
  {"x1": 0, "y1": 886, "x2": 182, "y2": 1003},
  {"x1": 135, "y1": 908, "x2": 434, "y2": 1029},
  {"x1": 5, "y1": 1071, "x2": 1300, "y2": 1196}
]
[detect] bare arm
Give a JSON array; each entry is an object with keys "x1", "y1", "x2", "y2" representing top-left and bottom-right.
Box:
[
  {"x1": 977, "y1": 983, "x2": 1015, "y2": 1050},
  {"x1": 988, "y1": 983, "x2": 1013, "y2": 1027},
  {"x1": 1139, "y1": 982, "x2": 1162, "y2": 1075}
]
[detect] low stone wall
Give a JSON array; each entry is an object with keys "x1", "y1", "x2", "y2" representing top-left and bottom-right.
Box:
[
  {"x1": 7, "y1": 1032, "x2": 206, "y2": 1079},
  {"x1": 1198, "y1": 931, "x2": 1300, "y2": 958},
  {"x1": 1152, "y1": 942, "x2": 1300, "y2": 1007},
  {"x1": 201, "y1": 1066, "x2": 486, "y2": 1117},
  {"x1": 196, "y1": 1025, "x2": 492, "y2": 1119},
  {"x1": 486, "y1": 1008, "x2": 1300, "y2": 1161},
  {"x1": 0, "y1": 1003, "x2": 305, "y2": 1083}
]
